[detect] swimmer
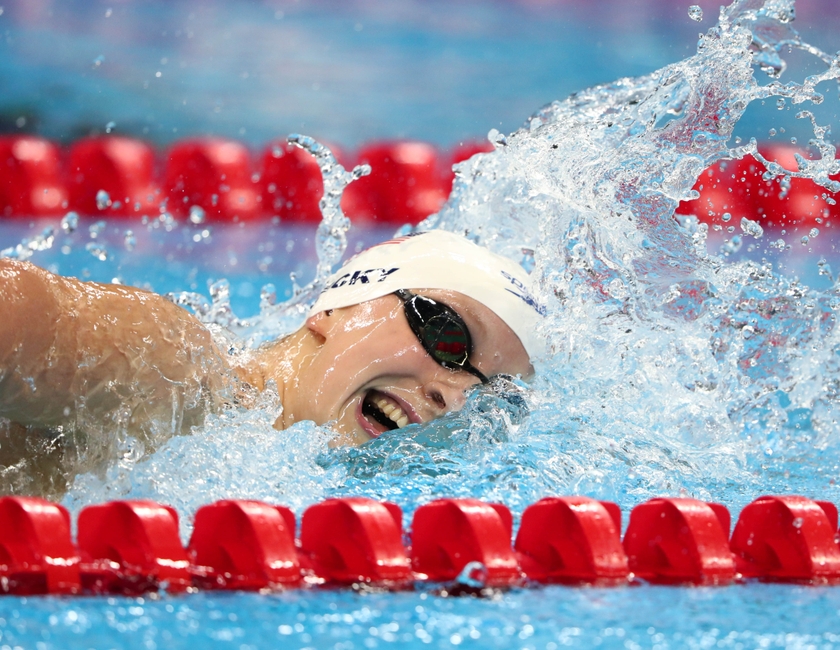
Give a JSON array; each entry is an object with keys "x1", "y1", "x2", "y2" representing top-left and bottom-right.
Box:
[{"x1": 0, "y1": 230, "x2": 542, "y2": 494}]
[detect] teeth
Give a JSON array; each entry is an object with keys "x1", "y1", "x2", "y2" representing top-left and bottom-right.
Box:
[{"x1": 373, "y1": 395, "x2": 410, "y2": 429}]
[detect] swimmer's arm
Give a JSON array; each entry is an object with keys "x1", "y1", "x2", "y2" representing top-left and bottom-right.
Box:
[{"x1": 0, "y1": 259, "x2": 230, "y2": 430}]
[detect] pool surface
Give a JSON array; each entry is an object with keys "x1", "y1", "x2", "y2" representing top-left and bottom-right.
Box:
[
  {"x1": 3, "y1": 0, "x2": 840, "y2": 648},
  {"x1": 4, "y1": 585, "x2": 840, "y2": 649}
]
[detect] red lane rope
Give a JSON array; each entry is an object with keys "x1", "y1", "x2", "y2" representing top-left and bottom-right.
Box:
[
  {"x1": 1, "y1": 494, "x2": 839, "y2": 595},
  {"x1": 1, "y1": 135, "x2": 837, "y2": 227},
  {"x1": 0, "y1": 135, "x2": 492, "y2": 225}
]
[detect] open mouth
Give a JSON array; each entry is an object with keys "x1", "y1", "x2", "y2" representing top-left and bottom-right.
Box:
[{"x1": 360, "y1": 390, "x2": 412, "y2": 437}]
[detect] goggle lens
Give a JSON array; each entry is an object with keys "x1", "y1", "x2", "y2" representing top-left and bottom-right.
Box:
[{"x1": 395, "y1": 290, "x2": 488, "y2": 383}]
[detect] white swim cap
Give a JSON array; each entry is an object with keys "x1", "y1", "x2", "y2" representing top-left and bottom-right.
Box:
[{"x1": 309, "y1": 231, "x2": 544, "y2": 359}]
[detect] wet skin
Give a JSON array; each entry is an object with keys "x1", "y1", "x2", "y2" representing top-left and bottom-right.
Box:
[
  {"x1": 0, "y1": 259, "x2": 532, "y2": 492},
  {"x1": 0, "y1": 258, "x2": 231, "y2": 495},
  {"x1": 243, "y1": 290, "x2": 533, "y2": 446}
]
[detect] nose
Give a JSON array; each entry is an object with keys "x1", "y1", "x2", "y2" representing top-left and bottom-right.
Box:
[{"x1": 422, "y1": 371, "x2": 481, "y2": 414}]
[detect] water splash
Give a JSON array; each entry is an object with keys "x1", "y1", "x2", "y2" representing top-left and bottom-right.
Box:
[
  {"x1": 0, "y1": 226, "x2": 55, "y2": 260},
  {"x1": 60, "y1": 0, "x2": 840, "y2": 522},
  {"x1": 281, "y1": 134, "x2": 369, "y2": 307},
  {"x1": 63, "y1": 390, "x2": 344, "y2": 538},
  {"x1": 211, "y1": 133, "x2": 372, "y2": 346},
  {"x1": 334, "y1": 0, "x2": 840, "y2": 514}
]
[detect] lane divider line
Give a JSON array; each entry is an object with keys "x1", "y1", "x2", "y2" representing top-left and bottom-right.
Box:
[
  {"x1": 1, "y1": 494, "x2": 840, "y2": 595},
  {"x1": 1, "y1": 135, "x2": 836, "y2": 227}
]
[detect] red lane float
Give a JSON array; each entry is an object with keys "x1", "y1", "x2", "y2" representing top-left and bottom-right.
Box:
[
  {"x1": 623, "y1": 497, "x2": 735, "y2": 585},
  {"x1": 259, "y1": 141, "x2": 342, "y2": 223},
  {"x1": 0, "y1": 136, "x2": 67, "y2": 217},
  {"x1": 164, "y1": 139, "x2": 260, "y2": 222},
  {"x1": 730, "y1": 495, "x2": 840, "y2": 583},
  {"x1": 67, "y1": 137, "x2": 160, "y2": 217},
  {"x1": 410, "y1": 498, "x2": 521, "y2": 586},
  {"x1": 2, "y1": 136, "x2": 837, "y2": 231},
  {"x1": 2, "y1": 494, "x2": 840, "y2": 594},
  {"x1": 677, "y1": 156, "x2": 762, "y2": 225},
  {"x1": 299, "y1": 498, "x2": 411, "y2": 585},
  {"x1": 188, "y1": 500, "x2": 300, "y2": 590},
  {"x1": 755, "y1": 145, "x2": 840, "y2": 229},
  {"x1": 676, "y1": 145, "x2": 840, "y2": 229},
  {"x1": 342, "y1": 141, "x2": 449, "y2": 225},
  {"x1": 77, "y1": 500, "x2": 191, "y2": 594},
  {"x1": 514, "y1": 496, "x2": 628, "y2": 584},
  {"x1": 0, "y1": 497, "x2": 80, "y2": 595}
]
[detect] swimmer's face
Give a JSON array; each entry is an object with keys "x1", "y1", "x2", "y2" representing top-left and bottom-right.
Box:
[{"x1": 284, "y1": 290, "x2": 533, "y2": 445}]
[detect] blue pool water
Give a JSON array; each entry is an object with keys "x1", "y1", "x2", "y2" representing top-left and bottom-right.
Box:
[
  {"x1": 4, "y1": 586, "x2": 840, "y2": 649},
  {"x1": 3, "y1": 0, "x2": 840, "y2": 648}
]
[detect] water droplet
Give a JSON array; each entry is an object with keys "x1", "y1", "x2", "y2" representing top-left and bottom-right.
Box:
[
  {"x1": 85, "y1": 241, "x2": 109, "y2": 261},
  {"x1": 105, "y1": 121, "x2": 116, "y2": 133},
  {"x1": 818, "y1": 259, "x2": 832, "y2": 278},
  {"x1": 768, "y1": 128, "x2": 777, "y2": 136},
  {"x1": 455, "y1": 561, "x2": 488, "y2": 589},
  {"x1": 92, "y1": 54, "x2": 105, "y2": 68},
  {"x1": 260, "y1": 283, "x2": 277, "y2": 308},
  {"x1": 96, "y1": 190, "x2": 111, "y2": 211},
  {"x1": 792, "y1": 517, "x2": 804, "y2": 529},
  {"x1": 801, "y1": 235, "x2": 810, "y2": 245},
  {"x1": 258, "y1": 256, "x2": 273, "y2": 273},
  {"x1": 124, "y1": 230, "x2": 136, "y2": 251},
  {"x1": 189, "y1": 205, "x2": 206, "y2": 224},
  {"x1": 88, "y1": 220, "x2": 106, "y2": 239},
  {"x1": 488, "y1": 128, "x2": 507, "y2": 147},
  {"x1": 776, "y1": 98, "x2": 786, "y2": 110},
  {"x1": 688, "y1": 5, "x2": 703, "y2": 21},
  {"x1": 721, "y1": 212, "x2": 732, "y2": 222},
  {"x1": 810, "y1": 227, "x2": 819, "y2": 238},
  {"x1": 156, "y1": 212, "x2": 177, "y2": 231},
  {"x1": 740, "y1": 217, "x2": 764, "y2": 239},
  {"x1": 721, "y1": 235, "x2": 742, "y2": 254},
  {"x1": 60, "y1": 211, "x2": 79, "y2": 234}
]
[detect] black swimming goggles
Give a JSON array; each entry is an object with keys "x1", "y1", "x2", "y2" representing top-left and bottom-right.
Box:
[{"x1": 394, "y1": 289, "x2": 489, "y2": 384}]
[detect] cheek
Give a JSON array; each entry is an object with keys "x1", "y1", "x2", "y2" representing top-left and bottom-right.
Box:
[
  {"x1": 308, "y1": 320, "x2": 425, "y2": 402},
  {"x1": 337, "y1": 319, "x2": 423, "y2": 373}
]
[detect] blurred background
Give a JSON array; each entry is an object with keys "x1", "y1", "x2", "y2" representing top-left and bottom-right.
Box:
[
  {"x1": 2, "y1": 0, "x2": 838, "y2": 148},
  {"x1": 1, "y1": 0, "x2": 839, "y2": 315}
]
